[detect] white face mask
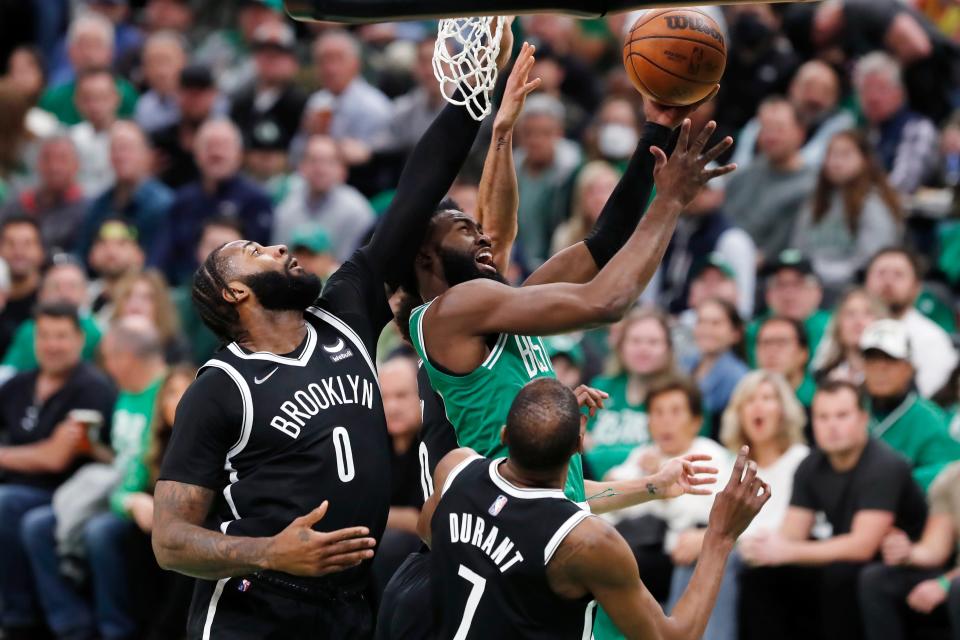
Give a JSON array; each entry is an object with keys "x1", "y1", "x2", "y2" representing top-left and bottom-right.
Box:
[{"x1": 598, "y1": 123, "x2": 639, "y2": 160}]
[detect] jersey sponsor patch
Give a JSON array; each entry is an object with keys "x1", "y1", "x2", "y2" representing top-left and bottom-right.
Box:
[{"x1": 488, "y1": 494, "x2": 508, "y2": 517}]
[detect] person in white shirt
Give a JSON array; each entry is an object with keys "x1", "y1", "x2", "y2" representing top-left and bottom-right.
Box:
[
  {"x1": 70, "y1": 69, "x2": 119, "y2": 197},
  {"x1": 864, "y1": 248, "x2": 958, "y2": 397},
  {"x1": 605, "y1": 376, "x2": 735, "y2": 640}
]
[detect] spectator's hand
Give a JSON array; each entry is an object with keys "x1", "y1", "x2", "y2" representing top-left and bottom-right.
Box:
[
  {"x1": 881, "y1": 528, "x2": 912, "y2": 566},
  {"x1": 651, "y1": 119, "x2": 735, "y2": 207},
  {"x1": 126, "y1": 493, "x2": 155, "y2": 534},
  {"x1": 906, "y1": 579, "x2": 950, "y2": 614},
  {"x1": 51, "y1": 419, "x2": 86, "y2": 453},
  {"x1": 266, "y1": 501, "x2": 376, "y2": 577},
  {"x1": 649, "y1": 454, "x2": 718, "y2": 499},
  {"x1": 338, "y1": 138, "x2": 372, "y2": 166},
  {"x1": 671, "y1": 529, "x2": 705, "y2": 566},
  {"x1": 574, "y1": 384, "x2": 608, "y2": 418},
  {"x1": 493, "y1": 42, "x2": 542, "y2": 134},
  {"x1": 642, "y1": 85, "x2": 719, "y2": 130},
  {"x1": 495, "y1": 17, "x2": 516, "y2": 71},
  {"x1": 706, "y1": 447, "x2": 771, "y2": 543}
]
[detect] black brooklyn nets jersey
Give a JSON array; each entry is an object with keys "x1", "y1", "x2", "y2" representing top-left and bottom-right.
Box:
[
  {"x1": 415, "y1": 362, "x2": 459, "y2": 506},
  {"x1": 431, "y1": 457, "x2": 597, "y2": 640},
  {"x1": 161, "y1": 305, "x2": 391, "y2": 591}
]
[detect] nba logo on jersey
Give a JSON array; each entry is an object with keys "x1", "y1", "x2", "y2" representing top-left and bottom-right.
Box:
[
  {"x1": 488, "y1": 494, "x2": 508, "y2": 516},
  {"x1": 237, "y1": 579, "x2": 251, "y2": 593}
]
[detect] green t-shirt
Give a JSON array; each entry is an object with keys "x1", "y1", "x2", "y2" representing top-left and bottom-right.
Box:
[
  {"x1": 915, "y1": 289, "x2": 957, "y2": 334},
  {"x1": 109, "y1": 375, "x2": 164, "y2": 516},
  {"x1": 746, "y1": 309, "x2": 832, "y2": 368},
  {"x1": 2, "y1": 315, "x2": 102, "y2": 372},
  {"x1": 796, "y1": 374, "x2": 816, "y2": 408},
  {"x1": 409, "y1": 300, "x2": 585, "y2": 502},
  {"x1": 585, "y1": 374, "x2": 649, "y2": 481},
  {"x1": 870, "y1": 393, "x2": 960, "y2": 491},
  {"x1": 39, "y1": 77, "x2": 139, "y2": 126}
]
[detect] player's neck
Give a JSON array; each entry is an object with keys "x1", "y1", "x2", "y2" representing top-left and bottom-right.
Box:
[
  {"x1": 236, "y1": 310, "x2": 308, "y2": 355},
  {"x1": 499, "y1": 459, "x2": 566, "y2": 492}
]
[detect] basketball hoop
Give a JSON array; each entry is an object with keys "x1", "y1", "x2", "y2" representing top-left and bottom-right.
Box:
[{"x1": 433, "y1": 16, "x2": 506, "y2": 122}]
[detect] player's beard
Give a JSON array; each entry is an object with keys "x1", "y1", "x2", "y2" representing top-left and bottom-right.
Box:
[
  {"x1": 439, "y1": 247, "x2": 507, "y2": 287},
  {"x1": 242, "y1": 261, "x2": 322, "y2": 312}
]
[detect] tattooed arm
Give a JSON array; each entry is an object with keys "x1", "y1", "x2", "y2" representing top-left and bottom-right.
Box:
[{"x1": 152, "y1": 480, "x2": 376, "y2": 580}]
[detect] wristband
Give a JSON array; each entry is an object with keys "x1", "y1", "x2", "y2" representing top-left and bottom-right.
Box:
[{"x1": 938, "y1": 575, "x2": 952, "y2": 592}]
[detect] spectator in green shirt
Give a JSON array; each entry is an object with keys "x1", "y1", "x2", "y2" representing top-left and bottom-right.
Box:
[
  {"x1": 37, "y1": 13, "x2": 138, "y2": 126},
  {"x1": 745, "y1": 250, "x2": 831, "y2": 368},
  {"x1": 861, "y1": 319, "x2": 960, "y2": 491},
  {"x1": 1, "y1": 257, "x2": 101, "y2": 379}
]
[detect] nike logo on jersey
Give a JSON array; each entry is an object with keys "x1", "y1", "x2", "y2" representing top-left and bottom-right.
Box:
[
  {"x1": 323, "y1": 338, "x2": 345, "y2": 353},
  {"x1": 254, "y1": 367, "x2": 279, "y2": 385}
]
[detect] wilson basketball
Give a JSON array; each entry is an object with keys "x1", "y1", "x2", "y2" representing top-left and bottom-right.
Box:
[{"x1": 623, "y1": 9, "x2": 727, "y2": 106}]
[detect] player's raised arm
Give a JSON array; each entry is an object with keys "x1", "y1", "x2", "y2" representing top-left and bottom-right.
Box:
[
  {"x1": 152, "y1": 482, "x2": 377, "y2": 580},
  {"x1": 362, "y1": 21, "x2": 516, "y2": 288},
  {"x1": 475, "y1": 43, "x2": 540, "y2": 273},
  {"x1": 425, "y1": 119, "x2": 734, "y2": 342},
  {"x1": 553, "y1": 448, "x2": 769, "y2": 640},
  {"x1": 523, "y1": 89, "x2": 718, "y2": 287}
]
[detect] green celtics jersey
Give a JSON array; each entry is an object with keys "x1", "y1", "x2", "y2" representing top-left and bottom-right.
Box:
[{"x1": 409, "y1": 300, "x2": 586, "y2": 502}]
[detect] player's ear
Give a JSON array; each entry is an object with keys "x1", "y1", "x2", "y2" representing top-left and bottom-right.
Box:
[{"x1": 223, "y1": 280, "x2": 250, "y2": 304}]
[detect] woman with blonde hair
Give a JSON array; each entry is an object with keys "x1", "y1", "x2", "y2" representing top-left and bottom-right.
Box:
[
  {"x1": 811, "y1": 287, "x2": 888, "y2": 385},
  {"x1": 585, "y1": 307, "x2": 678, "y2": 479},
  {"x1": 111, "y1": 269, "x2": 190, "y2": 363},
  {"x1": 550, "y1": 160, "x2": 621, "y2": 255}
]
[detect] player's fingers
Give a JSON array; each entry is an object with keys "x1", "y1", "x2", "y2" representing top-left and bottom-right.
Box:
[
  {"x1": 701, "y1": 136, "x2": 734, "y2": 164},
  {"x1": 677, "y1": 119, "x2": 692, "y2": 153},
  {"x1": 318, "y1": 525, "x2": 371, "y2": 544},
  {"x1": 682, "y1": 453, "x2": 712, "y2": 463},
  {"x1": 685, "y1": 487, "x2": 714, "y2": 496},
  {"x1": 742, "y1": 460, "x2": 758, "y2": 489},
  {"x1": 690, "y1": 465, "x2": 719, "y2": 476},
  {"x1": 705, "y1": 163, "x2": 737, "y2": 180},
  {"x1": 687, "y1": 476, "x2": 717, "y2": 485},
  {"x1": 296, "y1": 500, "x2": 329, "y2": 527},
  {"x1": 729, "y1": 446, "x2": 749, "y2": 487},
  {"x1": 318, "y1": 537, "x2": 377, "y2": 557},
  {"x1": 650, "y1": 146, "x2": 668, "y2": 170},
  {"x1": 692, "y1": 120, "x2": 717, "y2": 154},
  {"x1": 316, "y1": 550, "x2": 376, "y2": 573},
  {"x1": 523, "y1": 78, "x2": 543, "y2": 94}
]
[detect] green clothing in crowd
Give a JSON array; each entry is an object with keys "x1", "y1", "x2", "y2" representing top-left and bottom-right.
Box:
[
  {"x1": 585, "y1": 374, "x2": 651, "y2": 480},
  {"x1": 795, "y1": 374, "x2": 817, "y2": 408},
  {"x1": 2, "y1": 315, "x2": 102, "y2": 372},
  {"x1": 869, "y1": 393, "x2": 960, "y2": 492},
  {"x1": 745, "y1": 309, "x2": 832, "y2": 369},
  {"x1": 109, "y1": 375, "x2": 164, "y2": 517},
  {"x1": 915, "y1": 288, "x2": 957, "y2": 334},
  {"x1": 39, "y1": 78, "x2": 139, "y2": 126}
]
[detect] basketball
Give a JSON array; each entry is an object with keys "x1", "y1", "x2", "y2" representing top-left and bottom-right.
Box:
[{"x1": 623, "y1": 9, "x2": 727, "y2": 107}]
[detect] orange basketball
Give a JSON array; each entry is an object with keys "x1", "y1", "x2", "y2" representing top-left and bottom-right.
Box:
[{"x1": 623, "y1": 8, "x2": 727, "y2": 107}]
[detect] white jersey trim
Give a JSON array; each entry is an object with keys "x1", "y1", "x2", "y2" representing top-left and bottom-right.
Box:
[
  {"x1": 481, "y1": 333, "x2": 508, "y2": 370},
  {"x1": 544, "y1": 510, "x2": 593, "y2": 565},
  {"x1": 441, "y1": 454, "x2": 483, "y2": 497},
  {"x1": 202, "y1": 577, "x2": 229, "y2": 640},
  {"x1": 306, "y1": 306, "x2": 379, "y2": 386},
  {"x1": 489, "y1": 458, "x2": 568, "y2": 501},
  {"x1": 199, "y1": 360, "x2": 254, "y2": 533},
  {"x1": 582, "y1": 600, "x2": 597, "y2": 640},
  {"x1": 225, "y1": 322, "x2": 317, "y2": 366}
]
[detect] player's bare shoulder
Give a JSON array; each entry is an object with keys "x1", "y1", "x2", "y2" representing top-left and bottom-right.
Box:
[{"x1": 545, "y1": 512, "x2": 629, "y2": 599}]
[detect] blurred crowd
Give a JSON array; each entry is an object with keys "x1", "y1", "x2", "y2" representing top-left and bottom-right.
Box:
[{"x1": 1, "y1": 0, "x2": 960, "y2": 639}]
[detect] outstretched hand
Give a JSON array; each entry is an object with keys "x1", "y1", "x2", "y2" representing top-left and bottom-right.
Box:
[
  {"x1": 651, "y1": 119, "x2": 736, "y2": 206},
  {"x1": 707, "y1": 446, "x2": 771, "y2": 542},
  {"x1": 643, "y1": 85, "x2": 720, "y2": 129},
  {"x1": 266, "y1": 501, "x2": 376, "y2": 577},
  {"x1": 494, "y1": 41, "x2": 542, "y2": 132},
  {"x1": 649, "y1": 454, "x2": 719, "y2": 500},
  {"x1": 574, "y1": 384, "x2": 609, "y2": 418}
]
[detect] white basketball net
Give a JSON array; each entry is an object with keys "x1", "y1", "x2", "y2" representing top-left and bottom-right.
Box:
[{"x1": 433, "y1": 16, "x2": 506, "y2": 122}]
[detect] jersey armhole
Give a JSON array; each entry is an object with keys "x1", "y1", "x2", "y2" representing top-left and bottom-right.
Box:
[
  {"x1": 414, "y1": 300, "x2": 506, "y2": 380},
  {"x1": 440, "y1": 454, "x2": 483, "y2": 497},
  {"x1": 199, "y1": 359, "x2": 253, "y2": 455},
  {"x1": 544, "y1": 510, "x2": 593, "y2": 565}
]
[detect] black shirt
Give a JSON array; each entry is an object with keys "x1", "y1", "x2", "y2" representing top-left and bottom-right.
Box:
[
  {"x1": 0, "y1": 289, "x2": 37, "y2": 359},
  {"x1": 790, "y1": 438, "x2": 927, "y2": 541},
  {"x1": 0, "y1": 362, "x2": 117, "y2": 490},
  {"x1": 390, "y1": 442, "x2": 424, "y2": 509},
  {"x1": 414, "y1": 363, "x2": 460, "y2": 508}
]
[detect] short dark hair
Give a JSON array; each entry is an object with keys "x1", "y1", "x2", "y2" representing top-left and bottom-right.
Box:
[
  {"x1": 759, "y1": 316, "x2": 809, "y2": 350},
  {"x1": 34, "y1": 301, "x2": 82, "y2": 331},
  {"x1": 865, "y1": 247, "x2": 921, "y2": 280},
  {"x1": 505, "y1": 378, "x2": 581, "y2": 473},
  {"x1": 191, "y1": 245, "x2": 242, "y2": 344},
  {"x1": 646, "y1": 375, "x2": 703, "y2": 418},
  {"x1": 0, "y1": 215, "x2": 41, "y2": 240},
  {"x1": 759, "y1": 95, "x2": 804, "y2": 129},
  {"x1": 814, "y1": 379, "x2": 867, "y2": 411}
]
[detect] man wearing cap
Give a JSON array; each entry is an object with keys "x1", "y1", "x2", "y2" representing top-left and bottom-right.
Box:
[
  {"x1": 864, "y1": 247, "x2": 959, "y2": 397},
  {"x1": 77, "y1": 121, "x2": 173, "y2": 259},
  {"x1": 745, "y1": 249, "x2": 831, "y2": 367},
  {"x1": 273, "y1": 135, "x2": 376, "y2": 262},
  {"x1": 86, "y1": 219, "x2": 145, "y2": 324},
  {"x1": 231, "y1": 21, "x2": 307, "y2": 195},
  {"x1": 290, "y1": 226, "x2": 339, "y2": 282},
  {"x1": 861, "y1": 319, "x2": 960, "y2": 491},
  {"x1": 660, "y1": 181, "x2": 756, "y2": 320},
  {"x1": 150, "y1": 64, "x2": 229, "y2": 189}
]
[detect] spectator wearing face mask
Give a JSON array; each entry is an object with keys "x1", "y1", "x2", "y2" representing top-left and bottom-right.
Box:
[{"x1": 584, "y1": 97, "x2": 642, "y2": 171}]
